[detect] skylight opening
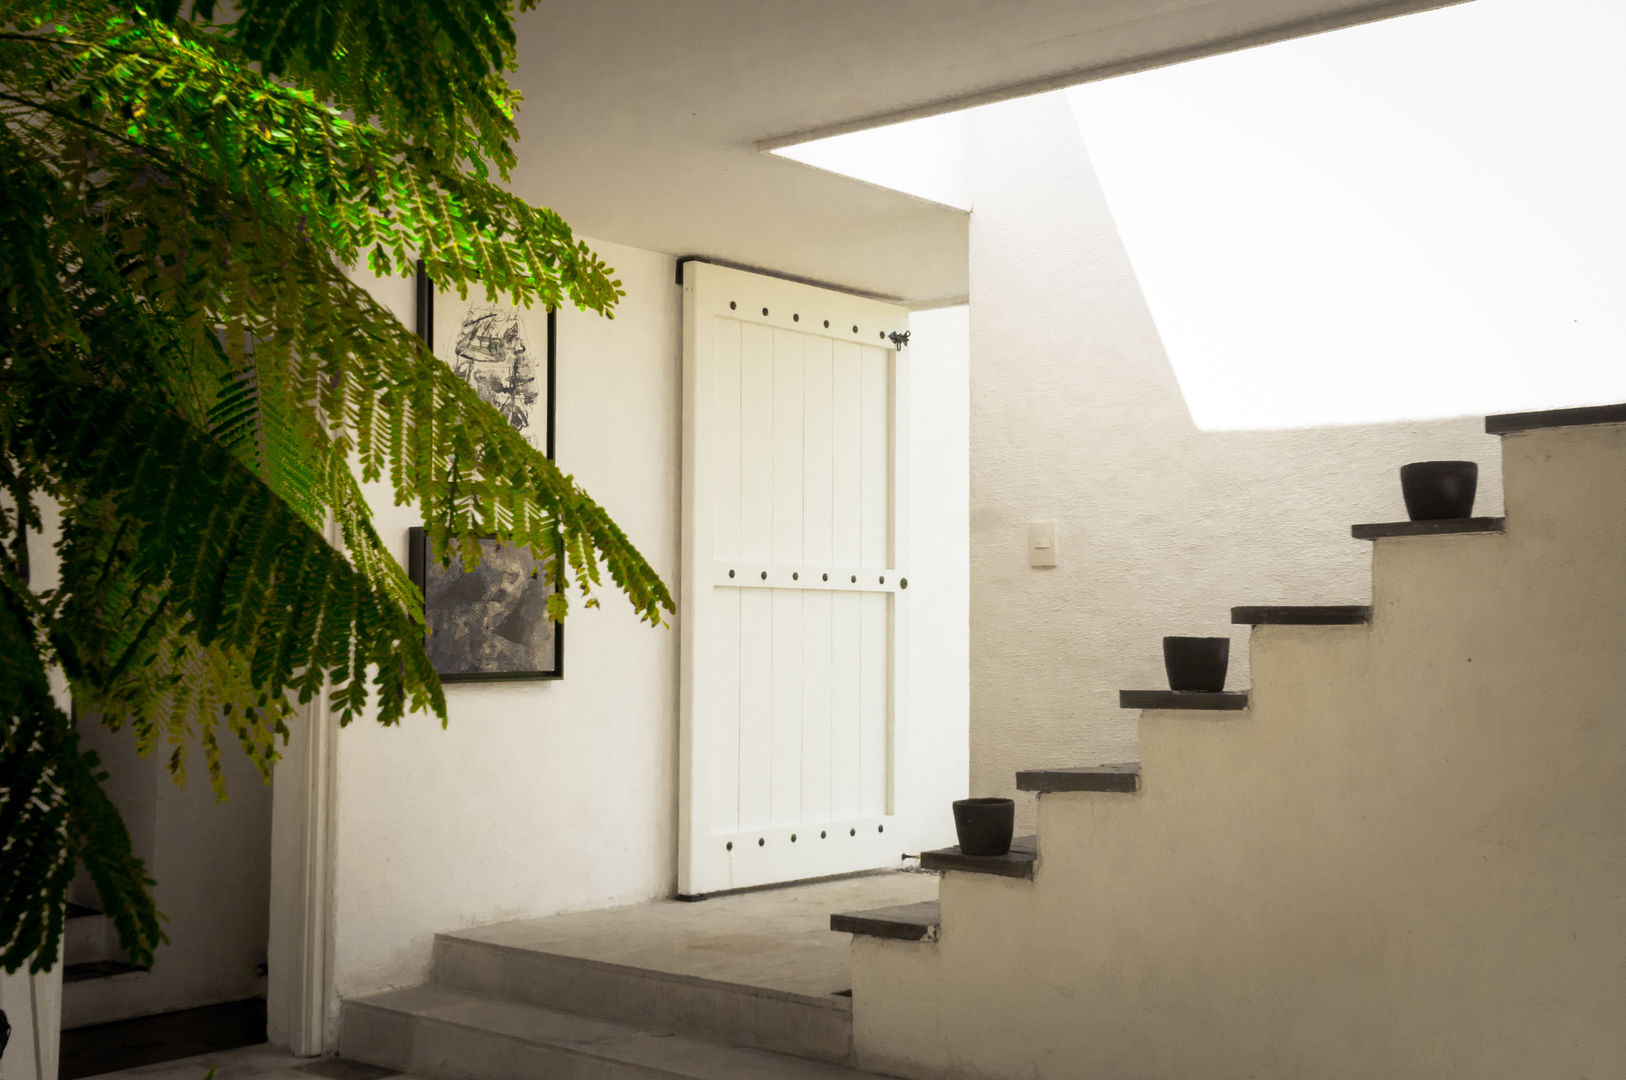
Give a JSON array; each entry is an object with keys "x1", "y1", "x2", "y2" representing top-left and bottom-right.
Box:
[
  {"x1": 769, "y1": 110, "x2": 973, "y2": 212},
  {"x1": 1065, "y1": 0, "x2": 1626, "y2": 430}
]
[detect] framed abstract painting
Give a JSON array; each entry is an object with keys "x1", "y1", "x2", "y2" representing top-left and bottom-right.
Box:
[{"x1": 407, "y1": 527, "x2": 564, "y2": 682}]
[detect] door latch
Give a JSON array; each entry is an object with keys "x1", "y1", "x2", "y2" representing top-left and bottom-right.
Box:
[{"x1": 888, "y1": 330, "x2": 911, "y2": 351}]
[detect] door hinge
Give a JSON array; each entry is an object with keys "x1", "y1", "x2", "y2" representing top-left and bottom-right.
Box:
[{"x1": 888, "y1": 330, "x2": 911, "y2": 351}]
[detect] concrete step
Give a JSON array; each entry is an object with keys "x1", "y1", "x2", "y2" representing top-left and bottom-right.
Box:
[
  {"x1": 342, "y1": 984, "x2": 887, "y2": 1080},
  {"x1": 64, "y1": 904, "x2": 116, "y2": 968},
  {"x1": 433, "y1": 932, "x2": 855, "y2": 1065}
]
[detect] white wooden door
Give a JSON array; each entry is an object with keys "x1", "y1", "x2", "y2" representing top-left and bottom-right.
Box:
[{"x1": 680, "y1": 262, "x2": 912, "y2": 895}]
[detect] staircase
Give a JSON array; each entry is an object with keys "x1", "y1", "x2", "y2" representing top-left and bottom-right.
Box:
[
  {"x1": 845, "y1": 404, "x2": 1626, "y2": 1080},
  {"x1": 339, "y1": 874, "x2": 933, "y2": 1079},
  {"x1": 339, "y1": 403, "x2": 1626, "y2": 1080}
]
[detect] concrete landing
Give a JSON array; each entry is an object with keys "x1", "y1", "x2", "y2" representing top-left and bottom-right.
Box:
[{"x1": 441, "y1": 870, "x2": 939, "y2": 1001}]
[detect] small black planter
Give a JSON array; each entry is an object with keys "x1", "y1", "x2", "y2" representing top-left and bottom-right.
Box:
[
  {"x1": 1163, "y1": 636, "x2": 1229, "y2": 692},
  {"x1": 952, "y1": 797, "x2": 1015, "y2": 857},
  {"x1": 1400, "y1": 461, "x2": 1477, "y2": 520}
]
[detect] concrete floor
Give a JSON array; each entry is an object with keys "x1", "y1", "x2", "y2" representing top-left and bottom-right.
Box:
[
  {"x1": 445, "y1": 869, "x2": 940, "y2": 999},
  {"x1": 83, "y1": 1043, "x2": 419, "y2": 1080}
]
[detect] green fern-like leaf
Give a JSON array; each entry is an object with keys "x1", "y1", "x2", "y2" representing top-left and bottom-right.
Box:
[{"x1": 0, "y1": 0, "x2": 675, "y2": 974}]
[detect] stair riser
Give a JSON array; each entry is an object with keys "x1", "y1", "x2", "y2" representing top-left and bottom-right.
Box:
[
  {"x1": 63, "y1": 915, "x2": 114, "y2": 968},
  {"x1": 433, "y1": 937, "x2": 853, "y2": 1065},
  {"x1": 342, "y1": 1003, "x2": 666, "y2": 1080},
  {"x1": 1501, "y1": 423, "x2": 1626, "y2": 539}
]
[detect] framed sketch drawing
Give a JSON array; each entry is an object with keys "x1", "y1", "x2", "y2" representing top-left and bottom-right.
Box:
[
  {"x1": 408, "y1": 527, "x2": 564, "y2": 681},
  {"x1": 415, "y1": 260, "x2": 556, "y2": 458}
]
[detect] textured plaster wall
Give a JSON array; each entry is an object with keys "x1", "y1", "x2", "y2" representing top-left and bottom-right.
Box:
[
  {"x1": 967, "y1": 92, "x2": 1504, "y2": 828},
  {"x1": 329, "y1": 237, "x2": 683, "y2": 1004}
]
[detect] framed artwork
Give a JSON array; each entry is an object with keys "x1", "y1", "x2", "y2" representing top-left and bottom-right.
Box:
[
  {"x1": 415, "y1": 260, "x2": 556, "y2": 458},
  {"x1": 411, "y1": 262, "x2": 564, "y2": 680},
  {"x1": 408, "y1": 527, "x2": 564, "y2": 681}
]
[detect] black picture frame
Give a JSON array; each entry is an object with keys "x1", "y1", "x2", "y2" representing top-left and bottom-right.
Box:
[
  {"x1": 415, "y1": 259, "x2": 557, "y2": 460},
  {"x1": 407, "y1": 527, "x2": 564, "y2": 682}
]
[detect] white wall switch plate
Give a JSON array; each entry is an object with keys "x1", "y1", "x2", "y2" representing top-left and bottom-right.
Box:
[{"x1": 1028, "y1": 522, "x2": 1058, "y2": 567}]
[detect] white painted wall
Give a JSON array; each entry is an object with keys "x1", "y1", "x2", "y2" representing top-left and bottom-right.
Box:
[
  {"x1": 899, "y1": 306, "x2": 971, "y2": 854},
  {"x1": 966, "y1": 92, "x2": 1504, "y2": 830},
  {"x1": 61, "y1": 711, "x2": 272, "y2": 1030},
  {"x1": 326, "y1": 245, "x2": 971, "y2": 1022},
  {"x1": 328, "y1": 238, "x2": 683, "y2": 1017},
  {"x1": 855, "y1": 418, "x2": 1626, "y2": 1079}
]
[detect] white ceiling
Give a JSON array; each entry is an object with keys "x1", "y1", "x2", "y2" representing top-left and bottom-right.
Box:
[{"x1": 507, "y1": 0, "x2": 1465, "y2": 305}]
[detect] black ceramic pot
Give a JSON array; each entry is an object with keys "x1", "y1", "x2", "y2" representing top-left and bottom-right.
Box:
[
  {"x1": 1163, "y1": 636, "x2": 1229, "y2": 692},
  {"x1": 1400, "y1": 460, "x2": 1477, "y2": 520},
  {"x1": 952, "y1": 797, "x2": 1015, "y2": 857}
]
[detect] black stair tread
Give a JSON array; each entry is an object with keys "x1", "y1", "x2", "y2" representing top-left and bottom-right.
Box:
[
  {"x1": 829, "y1": 900, "x2": 940, "y2": 942},
  {"x1": 1015, "y1": 763, "x2": 1140, "y2": 793},
  {"x1": 919, "y1": 835, "x2": 1036, "y2": 879},
  {"x1": 1351, "y1": 517, "x2": 1504, "y2": 540},
  {"x1": 1119, "y1": 690, "x2": 1249, "y2": 711},
  {"x1": 1231, "y1": 605, "x2": 1371, "y2": 625},
  {"x1": 64, "y1": 960, "x2": 147, "y2": 983},
  {"x1": 1486, "y1": 401, "x2": 1626, "y2": 434}
]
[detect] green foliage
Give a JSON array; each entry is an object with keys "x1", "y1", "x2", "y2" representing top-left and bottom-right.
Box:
[{"x1": 0, "y1": 0, "x2": 674, "y2": 973}]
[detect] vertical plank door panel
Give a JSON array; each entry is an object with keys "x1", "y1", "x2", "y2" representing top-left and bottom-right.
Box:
[
  {"x1": 770, "y1": 587, "x2": 804, "y2": 827},
  {"x1": 711, "y1": 319, "x2": 743, "y2": 562},
  {"x1": 772, "y1": 329, "x2": 805, "y2": 567},
  {"x1": 739, "y1": 324, "x2": 775, "y2": 564},
  {"x1": 859, "y1": 345, "x2": 890, "y2": 571},
  {"x1": 859, "y1": 591, "x2": 890, "y2": 818},
  {"x1": 709, "y1": 587, "x2": 742, "y2": 834},
  {"x1": 831, "y1": 341, "x2": 863, "y2": 570},
  {"x1": 736, "y1": 589, "x2": 773, "y2": 831},
  {"x1": 802, "y1": 335, "x2": 835, "y2": 568},
  {"x1": 800, "y1": 589, "x2": 834, "y2": 823},
  {"x1": 830, "y1": 591, "x2": 864, "y2": 821}
]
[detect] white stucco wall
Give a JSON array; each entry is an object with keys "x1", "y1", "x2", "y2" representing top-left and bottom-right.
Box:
[
  {"x1": 898, "y1": 305, "x2": 972, "y2": 852},
  {"x1": 329, "y1": 238, "x2": 683, "y2": 1005},
  {"x1": 966, "y1": 92, "x2": 1505, "y2": 827},
  {"x1": 327, "y1": 245, "x2": 972, "y2": 1008}
]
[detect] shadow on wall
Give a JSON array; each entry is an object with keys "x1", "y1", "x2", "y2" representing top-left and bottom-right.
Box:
[{"x1": 964, "y1": 91, "x2": 1509, "y2": 828}]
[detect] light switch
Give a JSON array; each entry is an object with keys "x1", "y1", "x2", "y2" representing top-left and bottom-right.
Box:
[{"x1": 1028, "y1": 522, "x2": 1058, "y2": 568}]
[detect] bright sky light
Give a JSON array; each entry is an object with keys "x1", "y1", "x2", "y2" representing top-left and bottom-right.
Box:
[
  {"x1": 770, "y1": 110, "x2": 972, "y2": 212},
  {"x1": 1067, "y1": 0, "x2": 1626, "y2": 429}
]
